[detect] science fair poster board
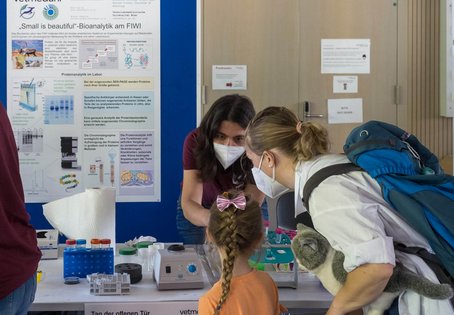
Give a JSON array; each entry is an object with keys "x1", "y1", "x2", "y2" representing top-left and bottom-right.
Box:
[{"x1": 7, "y1": 0, "x2": 161, "y2": 203}]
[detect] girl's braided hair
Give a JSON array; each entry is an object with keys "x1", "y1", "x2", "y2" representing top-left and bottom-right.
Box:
[{"x1": 207, "y1": 190, "x2": 263, "y2": 314}]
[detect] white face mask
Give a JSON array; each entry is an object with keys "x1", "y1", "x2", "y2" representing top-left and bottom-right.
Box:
[
  {"x1": 213, "y1": 143, "x2": 245, "y2": 169},
  {"x1": 251, "y1": 154, "x2": 290, "y2": 199}
]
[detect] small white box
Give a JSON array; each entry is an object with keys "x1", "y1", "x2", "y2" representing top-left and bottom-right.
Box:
[{"x1": 36, "y1": 229, "x2": 59, "y2": 260}]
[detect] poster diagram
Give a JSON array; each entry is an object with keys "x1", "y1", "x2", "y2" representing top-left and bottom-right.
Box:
[
  {"x1": 19, "y1": 81, "x2": 37, "y2": 111},
  {"x1": 44, "y1": 95, "x2": 75, "y2": 125},
  {"x1": 15, "y1": 128, "x2": 44, "y2": 153},
  {"x1": 121, "y1": 40, "x2": 152, "y2": 70},
  {"x1": 80, "y1": 39, "x2": 118, "y2": 69}
]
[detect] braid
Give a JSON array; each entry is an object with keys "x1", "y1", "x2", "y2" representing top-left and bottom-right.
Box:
[
  {"x1": 208, "y1": 190, "x2": 263, "y2": 315},
  {"x1": 214, "y1": 209, "x2": 238, "y2": 314}
]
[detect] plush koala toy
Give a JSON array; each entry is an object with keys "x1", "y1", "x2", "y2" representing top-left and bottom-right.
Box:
[{"x1": 291, "y1": 224, "x2": 453, "y2": 315}]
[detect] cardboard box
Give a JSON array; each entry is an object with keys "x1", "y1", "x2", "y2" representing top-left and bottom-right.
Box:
[{"x1": 37, "y1": 229, "x2": 59, "y2": 259}]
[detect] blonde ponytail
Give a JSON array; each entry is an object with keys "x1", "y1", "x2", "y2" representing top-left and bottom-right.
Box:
[{"x1": 246, "y1": 107, "x2": 330, "y2": 163}]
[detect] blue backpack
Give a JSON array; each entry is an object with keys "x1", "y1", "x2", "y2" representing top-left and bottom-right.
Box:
[{"x1": 302, "y1": 120, "x2": 454, "y2": 280}]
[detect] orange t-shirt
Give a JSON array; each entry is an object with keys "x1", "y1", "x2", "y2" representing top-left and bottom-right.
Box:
[{"x1": 198, "y1": 269, "x2": 287, "y2": 315}]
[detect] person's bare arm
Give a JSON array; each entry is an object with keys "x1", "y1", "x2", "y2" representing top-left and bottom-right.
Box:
[
  {"x1": 326, "y1": 263, "x2": 394, "y2": 315},
  {"x1": 181, "y1": 169, "x2": 210, "y2": 227}
]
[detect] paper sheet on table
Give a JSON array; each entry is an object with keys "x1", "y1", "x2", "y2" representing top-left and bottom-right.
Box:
[{"x1": 43, "y1": 188, "x2": 116, "y2": 246}]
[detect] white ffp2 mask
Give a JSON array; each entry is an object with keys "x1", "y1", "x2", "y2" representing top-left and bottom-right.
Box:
[
  {"x1": 251, "y1": 154, "x2": 290, "y2": 199},
  {"x1": 213, "y1": 143, "x2": 245, "y2": 169}
]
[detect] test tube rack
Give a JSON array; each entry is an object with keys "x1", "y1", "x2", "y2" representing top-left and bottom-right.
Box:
[
  {"x1": 63, "y1": 248, "x2": 114, "y2": 278},
  {"x1": 87, "y1": 273, "x2": 130, "y2": 295}
]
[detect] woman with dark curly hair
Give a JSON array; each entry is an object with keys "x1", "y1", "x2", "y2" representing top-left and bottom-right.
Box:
[{"x1": 176, "y1": 94, "x2": 264, "y2": 244}]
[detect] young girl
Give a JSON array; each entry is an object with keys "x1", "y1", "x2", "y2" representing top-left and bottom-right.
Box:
[{"x1": 198, "y1": 190, "x2": 286, "y2": 315}]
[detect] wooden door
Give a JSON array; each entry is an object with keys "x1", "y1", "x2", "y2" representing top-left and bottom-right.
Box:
[
  {"x1": 202, "y1": 0, "x2": 400, "y2": 152},
  {"x1": 298, "y1": 0, "x2": 399, "y2": 152},
  {"x1": 202, "y1": 0, "x2": 300, "y2": 114}
]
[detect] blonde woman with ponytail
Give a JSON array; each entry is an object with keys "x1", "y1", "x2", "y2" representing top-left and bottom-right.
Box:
[
  {"x1": 245, "y1": 107, "x2": 453, "y2": 315},
  {"x1": 198, "y1": 190, "x2": 287, "y2": 315}
]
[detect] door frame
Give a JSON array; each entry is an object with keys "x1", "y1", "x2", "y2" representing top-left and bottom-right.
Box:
[{"x1": 196, "y1": 0, "x2": 203, "y2": 126}]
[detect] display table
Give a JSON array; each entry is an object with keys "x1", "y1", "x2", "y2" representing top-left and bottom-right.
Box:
[{"x1": 30, "y1": 246, "x2": 332, "y2": 314}]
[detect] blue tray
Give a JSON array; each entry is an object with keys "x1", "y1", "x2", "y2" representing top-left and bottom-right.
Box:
[{"x1": 63, "y1": 248, "x2": 114, "y2": 278}]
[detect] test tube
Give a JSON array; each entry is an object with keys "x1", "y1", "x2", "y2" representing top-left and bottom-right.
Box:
[
  {"x1": 90, "y1": 238, "x2": 100, "y2": 249},
  {"x1": 100, "y1": 238, "x2": 111, "y2": 249},
  {"x1": 275, "y1": 228, "x2": 283, "y2": 244},
  {"x1": 65, "y1": 239, "x2": 76, "y2": 250},
  {"x1": 76, "y1": 239, "x2": 86, "y2": 249}
]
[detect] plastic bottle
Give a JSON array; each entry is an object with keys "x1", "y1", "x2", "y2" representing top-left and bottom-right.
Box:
[
  {"x1": 90, "y1": 238, "x2": 100, "y2": 249},
  {"x1": 117, "y1": 246, "x2": 138, "y2": 265},
  {"x1": 65, "y1": 239, "x2": 76, "y2": 250},
  {"x1": 100, "y1": 238, "x2": 111, "y2": 249},
  {"x1": 76, "y1": 239, "x2": 87, "y2": 249},
  {"x1": 136, "y1": 241, "x2": 154, "y2": 271}
]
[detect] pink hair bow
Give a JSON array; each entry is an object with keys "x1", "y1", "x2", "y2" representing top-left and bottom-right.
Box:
[{"x1": 216, "y1": 193, "x2": 246, "y2": 211}]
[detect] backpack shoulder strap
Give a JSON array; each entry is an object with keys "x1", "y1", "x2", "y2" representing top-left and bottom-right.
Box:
[{"x1": 303, "y1": 162, "x2": 361, "y2": 211}]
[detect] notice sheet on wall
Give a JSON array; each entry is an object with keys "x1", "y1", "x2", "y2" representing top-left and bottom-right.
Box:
[
  {"x1": 212, "y1": 65, "x2": 247, "y2": 90},
  {"x1": 321, "y1": 39, "x2": 370, "y2": 74},
  {"x1": 327, "y1": 98, "x2": 363, "y2": 124},
  {"x1": 7, "y1": 0, "x2": 161, "y2": 202}
]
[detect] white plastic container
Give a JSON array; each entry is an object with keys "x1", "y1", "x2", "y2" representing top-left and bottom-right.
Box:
[{"x1": 117, "y1": 246, "x2": 138, "y2": 265}]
